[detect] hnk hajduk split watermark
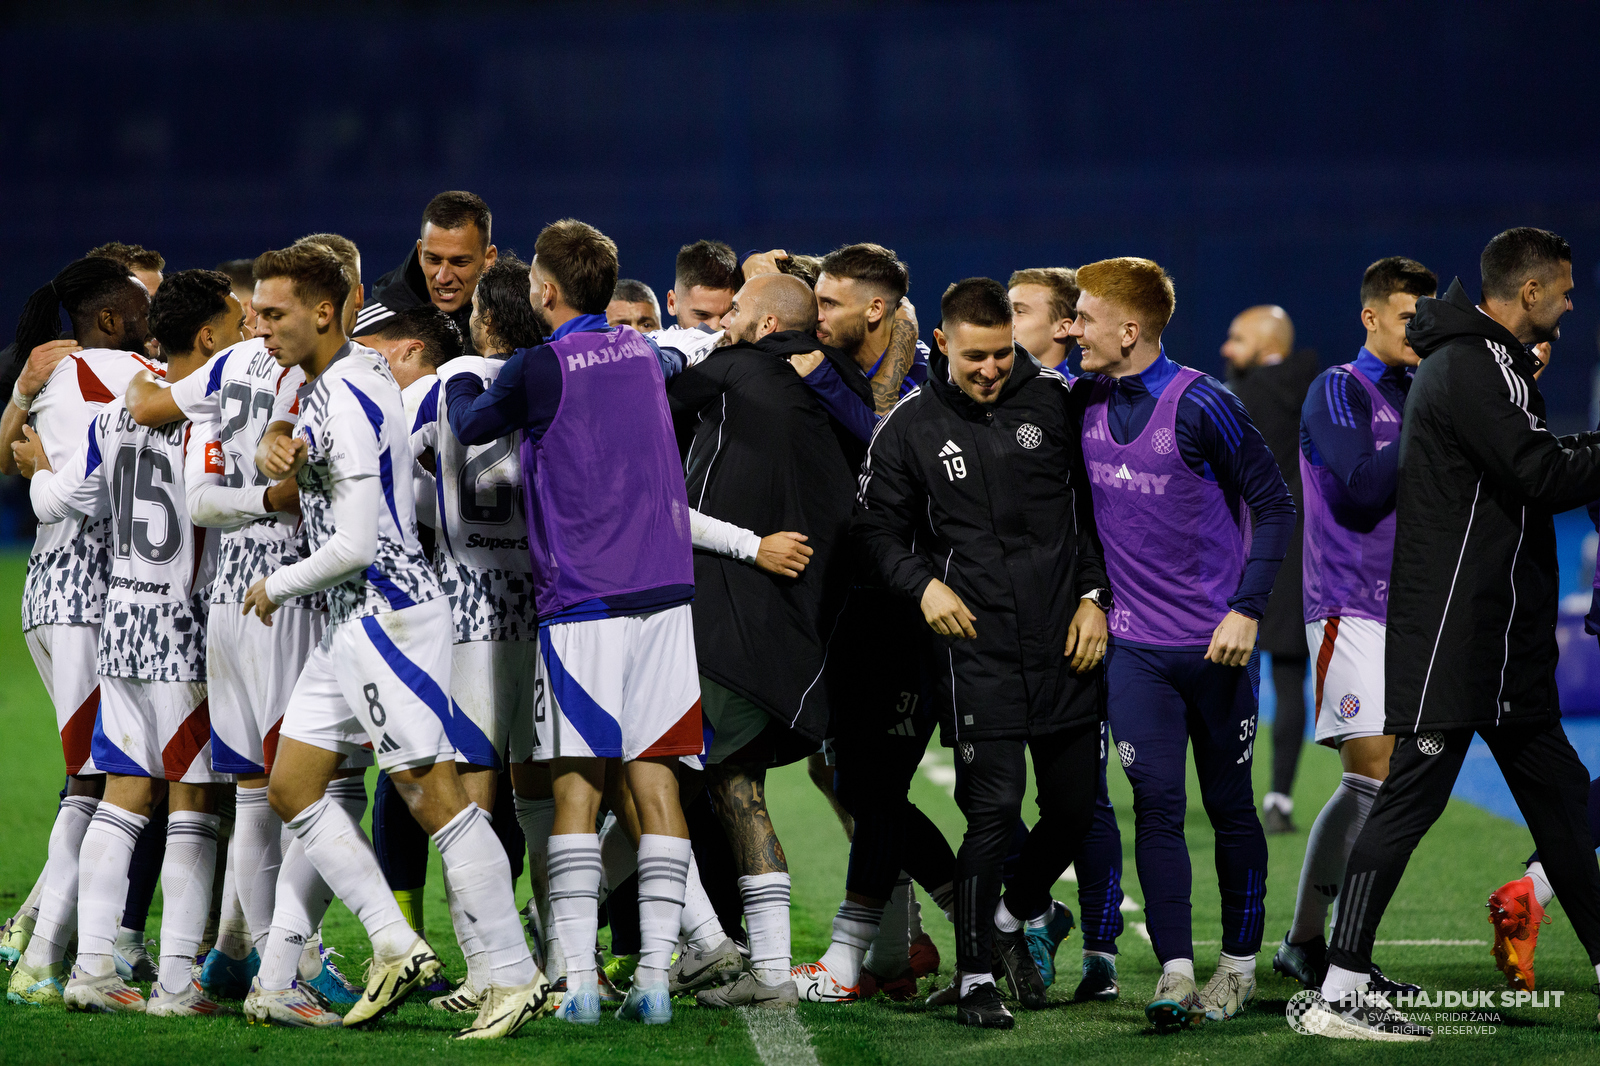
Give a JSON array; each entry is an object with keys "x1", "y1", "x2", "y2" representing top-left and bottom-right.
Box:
[{"x1": 1286, "y1": 987, "x2": 1567, "y2": 1037}]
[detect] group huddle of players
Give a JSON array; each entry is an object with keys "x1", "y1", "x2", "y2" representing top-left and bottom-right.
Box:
[{"x1": 0, "y1": 191, "x2": 1594, "y2": 1042}]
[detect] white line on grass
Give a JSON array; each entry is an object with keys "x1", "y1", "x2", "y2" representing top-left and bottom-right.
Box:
[
  {"x1": 1374, "y1": 939, "x2": 1488, "y2": 946},
  {"x1": 740, "y1": 1006, "x2": 820, "y2": 1066}
]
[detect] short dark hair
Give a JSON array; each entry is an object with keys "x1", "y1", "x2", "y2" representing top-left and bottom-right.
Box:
[
  {"x1": 1481, "y1": 227, "x2": 1572, "y2": 302},
  {"x1": 216, "y1": 258, "x2": 256, "y2": 292},
  {"x1": 88, "y1": 241, "x2": 165, "y2": 274},
  {"x1": 940, "y1": 278, "x2": 1012, "y2": 330},
  {"x1": 149, "y1": 269, "x2": 235, "y2": 355},
  {"x1": 1008, "y1": 267, "x2": 1080, "y2": 323},
  {"x1": 295, "y1": 232, "x2": 361, "y2": 293},
  {"x1": 253, "y1": 243, "x2": 351, "y2": 316},
  {"x1": 611, "y1": 278, "x2": 659, "y2": 311},
  {"x1": 476, "y1": 254, "x2": 546, "y2": 352},
  {"x1": 13, "y1": 257, "x2": 143, "y2": 360},
  {"x1": 674, "y1": 240, "x2": 741, "y2": 293},
  {"x1": 1360, "y1": 256, "x2": 1437, "y2": 308},
  {"x1": 819, "y1": 243, "x2": 910, "y2": 304},
  {"x1": 367, "y1": 305, "x2": 463, "y2": 370},
  {"x1": 534, "y1": 219, "x2": 618, "y2": 315},
  {"x1": 422, "y1": 191, "x2": 492, "y2": 247}
]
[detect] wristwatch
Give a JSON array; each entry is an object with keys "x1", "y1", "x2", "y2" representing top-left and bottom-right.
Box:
[{"x1": 1082, "y1": 588, "x2": 1113, "y2": 613}]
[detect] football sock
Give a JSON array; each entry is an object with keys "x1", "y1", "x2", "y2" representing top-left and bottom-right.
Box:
[
  {"x1": 326, "y1": 775, "x2": 369, "y2": 822},
  {"x1": 233, "y1": 785, "x2": 282, "y2": 949},
  {"x1": 549, "y1": 833, "x2": 603, "y2": 988},
  {"x1": 1289, "y1": 772, "x2": 1380, "y2": 944},
  {"x1": 739, "y1": 872, "x2": 791, "y2": 986},
  {"x1": 1321, "y1": 962, "x2": 1366, "y2": 1003},
  {"x1": 930, "y1": 880, "x2": 956, "y2": 922},
  {"x1": 198, "y1": 792, "x2": 234, "y2": 956},
  {"x1": 680, "y1": 852, "x2": 725, "y2": 951},
  {"x1": 514, "y1": 795, "x2": 560, "y2": 975},
  {"x1": 908, "y1": 893, "x2": 925, "y2": 940},
  {"x1": 18, "y1": 861, "x2": 46, "y2": 922},
  {"x1": 157, "y1": 810, "x2": 221, "y2": 994},
  {"x1": 960, "y1": 971, "x2": 996, "y2": 995},
  {"x1": 75, "y1": 802, "x2": 147, "y2": 978},
  {"x1": 993, "y1": 896, "x2": 1024, "y2": 933},
  {"x1": 258, "y1": 836, "x2": 334, "y2": 991},
  {"x1": 818, "y1": 899, "x2": 881, "y2": 987},
  {"x1": 434, "y1": 803, "x2": 535, "y2": 987},
  {"x1": 214, "y1": 857, "x2": 253, "y2": 961},
  {"x1": 1263, "y1": 791, "x2": 1294, "y2": 815},
  {"x1": 445, "y1": 877, "x2": 487, "y2": 991},
  {"x1": 1525, "y1": 861, "x2": 1555, "y2": 908},
  {"x1": 121, "y1": 795, "x2": 166, "y2": 936},
  {"x1": 1215, "y1": 951, "x2": 1256, "y2": 980},
  {"x1": 635, "y1": 834, "x2": 691, "y2": 986},
  {"x1": 22, "y1": 794, "x2": 98, "y2": 969},
  {"x1": 288, "y1": 795, "x2": 414, "y2": 960},
  {"x1": 864, "y1": 876, "x2": 912, "y2": 975},
  {"x1": 1162, "y1": 957, "x2": 1195, "y2": 981},
  {"x1": 1026, "y1": 904, "x2": 1053, "y2": 929}
]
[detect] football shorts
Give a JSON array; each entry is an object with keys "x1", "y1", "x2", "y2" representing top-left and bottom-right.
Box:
[
  {"x1": 453, "y1": 638, "x2": 538, "y2": 769},
  {"x1": 1307, "y1": 615, "x2": 1387, "y2": 747},
  {"x1": 25, "y1": 622, "x2": 101, "y2": 775},
  {"x1": 92, "y1": 676, "x2": 225, "y2": 784}
]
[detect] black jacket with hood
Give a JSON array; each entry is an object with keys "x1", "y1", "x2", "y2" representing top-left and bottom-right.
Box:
[
  {"x1": 351, "y1": 247, "x2": 478, "y2": 354},
  {"x1": 667, "y1": 331, "x2": 869, "y2": 743},
  {"x1": 1387, "y1": 277, "x2": 1600, "y2": 733},
  {"x1": 852, "y1": 348, "x2": 1107, "y2": 743}
]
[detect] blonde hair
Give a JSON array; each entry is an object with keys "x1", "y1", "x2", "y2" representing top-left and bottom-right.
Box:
[{"x1": 1075, "y1": 257, "x2": 1175, "y2": 336}]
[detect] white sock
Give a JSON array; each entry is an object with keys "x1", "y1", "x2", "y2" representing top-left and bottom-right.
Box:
[
  {"x1": 287, "y1": 795, "x2": 413, "y2": 960},
  {"x1": 865, "y1": 877, "x2": 912, "y2": 975},
  {"x1": 818, "y1": 899, "x2": 881, "y2": 987},
  {"x1": 325, "y1": 775, "x2": 369, "y2": 822},
  {"x1": 157, "y1": 810, "x2": 222, "y2": 993},
  {"x1": 1215, "y1": 951, "x2": 1256, "y2": 980},
  {"x1": 636, "y1": 834, "x2": 691, "y2": 986},
  {"x1": 232, "y1": 786, "x2": 282, "y2": 949},
  {"x1": 960, "y1": 971, "x2": 995, "y2": 996},
  {"x1": 739, "y1": 872, "x2": 791, "y2": 986},
  {"x1": 514, "y1": 795, "x2": 560, "y2": 975},
  {"x1": 434, "y1": 803, "x2": 535, "y2": 987},
  {"x1": 445, "y1": 878, "x2": 488, "y2": 991},
  {"x1": 599, "y1": 815, "x2": 638, "y2": 904},
  {"x1": 19, "y1": 862, "x2": 47, "y2": 920},
  {"x1": 213, "y1": 847, "x2": 253, "y2": 961},
  {"x1": 21, "y1": 795, "x2": 98, "y2": 969},
  {"x1": 1525, "y1": 861, "x2": 1556, "y2": 908},
  {"x1": 1321, "y1": 962, "x2": 1366, "y2": 1003},
  {"x1": 74, "y1": 802, "x2": 147, "y2": 976},
  {"x1": 1289, "y1": 772, "x2": 1380, "y2": 943},
  {"x1": 1162, "y1": 957, "x2": 1195, "y2": 981},
  {"x1": 258, "y1": 836, "x2": 334, "y2": 990},
  {"x1": 993, "y1": 897, "x2": 1024, "y2": 934},
  {"x1": 548, "y1": 833, "x2": 602, "y2": 988},
  {"x1": 679, "y1": 851, "x2": 724, "y2": 951},
  {"x1": 1027, "y1": 903, "x2": 1054, "y2": 930},
  {"x1": 1264, "y1": 791, "x2": 1294, "y2": 814}
]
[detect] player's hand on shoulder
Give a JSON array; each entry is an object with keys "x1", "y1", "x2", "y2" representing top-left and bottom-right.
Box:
[
  {"x1": 921, "y1": 578, "x2": 977, "y2": 639},
  {"x1": 789, "y1": 351, "x2": 825, "y2": 377},
  {"x1": 17, "y1": 339, "x2": 81, "y2": 397},
  {"x1": 11, "y1": 424, "x2": 50, "y2": 478},
  {"x1": 241, "y1": 577, "x2": 280, "y2": 625},
  {"x1": 755, "y1": 531, "x2": 812, "y2": 578},
  {"x1": 1204, "y1": 610, "x2": 1258, "y2": 668}
]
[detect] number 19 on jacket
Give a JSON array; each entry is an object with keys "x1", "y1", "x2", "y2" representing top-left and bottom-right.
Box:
[{"x1": 943, "y1": 456, "x2": 967, "y2": 481}]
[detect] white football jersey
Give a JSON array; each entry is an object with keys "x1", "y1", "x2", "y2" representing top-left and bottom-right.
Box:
[
  {"x1": 166, "y1": 338, "x2": 313, "y2": 605},
  {"x1": 411, "y1": 356, "x2": 535, "y2": 643},
  {"x1": 294, "y1": 344, "x2": 441, "y2": 627},
  {"x1": 35, "y1": 398, "x2": 215, "y2": 681},
  {"x1": 23, "y1": 348, "x2": 163, "y2": 628}
]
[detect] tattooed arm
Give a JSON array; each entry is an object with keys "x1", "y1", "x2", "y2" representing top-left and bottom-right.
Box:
[{"x1": 869, "y1": 298, "x2": 919, "y2": 415}]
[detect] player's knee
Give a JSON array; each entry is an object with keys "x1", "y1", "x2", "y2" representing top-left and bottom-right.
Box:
[{"x1": 267, "y1": 777, "x2": 312, "y2": 822}]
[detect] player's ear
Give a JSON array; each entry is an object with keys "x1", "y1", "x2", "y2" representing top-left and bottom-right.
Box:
[
  {"x1": 666, "y1": 289, "x2": 678, "y2": 317},
  {"x1": 484, "y1": 245, "x2": 498, "y2": 269},
  {"x1": 867, "y1": 295, "x2": 887, "y2": 326},
  {"x1": 934, "y1": 327, "x2": 948, "y2": 356},
  {"x1": 1124, "y1": 320, "x2": 1141, "y2": 350},
  {"x1": 1360, "y1": 305, "x2": 1378, "y2": 333}
]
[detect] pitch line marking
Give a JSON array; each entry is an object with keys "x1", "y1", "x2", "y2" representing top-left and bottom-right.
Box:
[{"x1": 739, "y1": 1005, "x2": 820, "y2": 1066}]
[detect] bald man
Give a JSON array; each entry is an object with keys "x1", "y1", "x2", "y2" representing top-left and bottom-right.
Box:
[
  {"x1": 663, "y1": 272, "x2": 872, "y2": 1008},
  {"x1": 1222, "y1": 305, "x2": 1320, "y2": 834}
]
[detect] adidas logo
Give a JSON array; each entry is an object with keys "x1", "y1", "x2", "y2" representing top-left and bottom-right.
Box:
[
  {"x1": 1115, "y1": 464, "x2": 1133, "y2": 480},
  {"x1": 938, "y1": 440, "x2": 962, "y2": 458},
  {"x1": 885, "y1": 719, "x2": 916, "y2": 737},
  {"x1": 376, "y1": 733, "x2": 401, "y2": 754},
  {"x1": 1375, "y1": 408, "x2": 1398, "y2": 423}
]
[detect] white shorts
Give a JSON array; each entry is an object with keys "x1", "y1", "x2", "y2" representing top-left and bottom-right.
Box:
[
  {"x1": 1307, "y1": 616, "x2": 1387, "y2": 747},
  {"x1": 454, "y1": 639, "x2": 538, "y2": 769},
  {"x1": 279, "y1": 600, "x2": 461, "y2": 773},
  {"x1": 209, "y1": 605, "x2": 344, "y2": 775},
  {"x1": 25, "y1": 623, "x2": 101, "y2": 775},
  {"x1": 523, "y1": 604, "x2": 703, "y2": 763},
  {"x1": 93, "y1": 676, "x2": 226, "y2": 784}
]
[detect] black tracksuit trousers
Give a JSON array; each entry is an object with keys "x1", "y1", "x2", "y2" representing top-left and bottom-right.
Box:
[
  {"x1": 952, "y1": 720, "x2": 1100, "y2": 976},
  {"x1": 1328, "y1": 719, "x2": 1600, "y2": 974}
]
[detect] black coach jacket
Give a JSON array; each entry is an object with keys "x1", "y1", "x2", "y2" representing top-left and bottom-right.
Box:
[
  {"x1": 852, "y1": 348, "x2": 1107, "y2": 743},
  {"x1": 1387, "y1": 278, "x2": 1600, "y2": 732},
  {"x1": 668, "y1": 331, "x2": 866, "y2": 743}
]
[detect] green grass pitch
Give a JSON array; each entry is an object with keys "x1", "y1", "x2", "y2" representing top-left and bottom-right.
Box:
[{"x1": 0, "y1": 551, "x2": 1596, "y2": 1063}]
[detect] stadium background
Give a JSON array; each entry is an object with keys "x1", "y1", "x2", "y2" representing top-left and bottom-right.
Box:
[{"x1": 4, "y1": 2, "x2": 1600, "y2": 1060}]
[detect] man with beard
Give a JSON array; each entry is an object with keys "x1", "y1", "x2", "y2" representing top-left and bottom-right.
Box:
[{"x1": 662, "y1": 272, "x2": 864, "y2": 1009}]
